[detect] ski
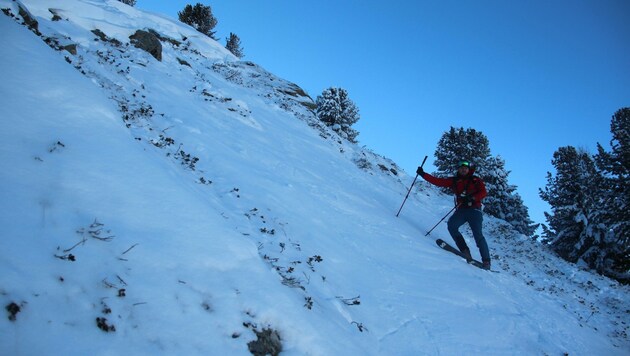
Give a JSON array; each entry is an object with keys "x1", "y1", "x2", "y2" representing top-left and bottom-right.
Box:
[{"x1": 435, "y1": 238, "x2": 490, "y2": 271}]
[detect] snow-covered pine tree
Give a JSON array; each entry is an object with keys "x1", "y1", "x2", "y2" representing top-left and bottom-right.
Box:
[
  {"x1": 539, "y1": 146, "x2": 608, "y2": 267},
  {"x1": 504, "y1": 193, "x2": 538, "y2": 237},
  {"x1": 178, "y1": 3, "x2": 218, "y2": 40},
  {"x1": 117, "y1": 0, "x2": 136, "y2": 6},
  {"x1": 593, "y1": 107, "x2": 629, "y2": 283},
  {"x1": 315, "y1": 87, "x2": 360, "y2": 143},
  {"x1": 482, "y1": 156, "x2": 538, "y2": 236},
  {"x1": 225, "y1": 32, "x2": 244, "y2": 58},
  {"x1": 434, "y1": 127, "x2": 490, "y2": 178},
  {"x1": 481, "y1": 155, "x2": 513, "y2": 219}
]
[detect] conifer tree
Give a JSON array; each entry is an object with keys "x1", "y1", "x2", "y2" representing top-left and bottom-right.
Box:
[
  {"x1": 593, "y1": 107, "x2": 629, "y2": 282},
  {"x1": 482, "y1": 156, "x2": 537, "y2": 236},
  {"x1": 225, "y1": 32, "x2": 244, "y2": 58},
  {"x1": 539, "y1": 146, "x2": 606, "y2": 264},
  {"x1": 178, "y1": 3, "x2": 218, "y2": 40},
  {"x1": 315, "y1": 87, "x2": 360, "y2": 143},
  {"x1": 481, "y1": 155, "x2": 512, "y2": 219},
  {"x1": 434, "y1": 127, "x2": 490, "y2": 178},
  {"x1": 505, "y1": 193, "x2": 538, "y2": 237},
  {"x1": 541, "y1": 109, "x2": 629, "y2": 283},
  {"x1": 117, "y1": 0, "x2": 136, "y2": 5}
]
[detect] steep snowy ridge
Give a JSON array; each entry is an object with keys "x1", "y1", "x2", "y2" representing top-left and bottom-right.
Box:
[{"x1": 0, "y1": 1, "x2": 628, "y2": 355}]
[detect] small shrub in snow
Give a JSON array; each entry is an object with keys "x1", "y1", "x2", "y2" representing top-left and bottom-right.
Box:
[
  {"x1": 54, "y1": 253, "x2": 76, "y2": 261},
  {"x1": 304, "y1": 296, "x2": 313, "y2": 310},
  {"x1": 48, "y1": 140, "x2": 66, "y2": 153},
  {"x1": 175, "y1": 148, "x2": 199, "y2": 170},
  {"x1": 151, "y1": 134, "x2": 175, "y2": 148},
  {"x1": 337, "y1": 295, "x2": 361, "y2": 306},
  {"x1": 351, "y1": 321, "x2": 367, "y2": 332},
  {"x1": 96, "y1": 317, "x2": 116, "y2": 332},
  {"x1": 260, "y1": 227, "x2": 275, "y2": 235},
  {"x1": 354, "y1": 157, "x2": 372, "y2": 170},
  {"x1": 117, "y1": 0, "x2": 136, "y2": 6},
  {"x1": 306, "y1": 255, "x2": 323, "y2": 271}
]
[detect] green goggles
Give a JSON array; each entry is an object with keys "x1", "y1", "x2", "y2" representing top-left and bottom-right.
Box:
[{"x1": 458, "y1": 161, "x2": 470, "y2": 167}]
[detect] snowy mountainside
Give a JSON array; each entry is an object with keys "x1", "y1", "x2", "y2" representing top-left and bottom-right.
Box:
[{"x1": 0, "y1": 0, "x2": 628, "y2": 355}]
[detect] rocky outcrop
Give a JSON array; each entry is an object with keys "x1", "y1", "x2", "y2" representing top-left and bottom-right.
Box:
[
  {"x1": 129, "y1": 30, "x2": 162, "y2": 61},
  {"x1": 1, "y1": 1, "x2": 40, "y2": 35}
]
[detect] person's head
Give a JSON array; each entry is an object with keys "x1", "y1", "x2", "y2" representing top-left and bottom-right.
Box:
[{"x1": 457, "y1": 160, "x2": 471, "y2": 176}]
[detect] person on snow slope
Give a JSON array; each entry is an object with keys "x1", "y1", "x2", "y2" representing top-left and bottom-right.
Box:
[{"x1": 417, "y1": 160, "x2": 491, "y2": 270}]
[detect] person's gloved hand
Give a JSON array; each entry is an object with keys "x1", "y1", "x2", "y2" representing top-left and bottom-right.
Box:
[{"x1": 416, "y1": 166, "x2": 425, "y2": 176}]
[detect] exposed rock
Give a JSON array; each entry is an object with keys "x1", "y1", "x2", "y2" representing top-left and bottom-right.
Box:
[
  {"x1": 177, "y1": 57, "x2": 191, "y2": 67},
  {"x1": 18, "y1": 4, "x2": 39, "y2": 34},
  {"x1": 148, "y1": 29, "x2": 181, "y2": 47},
  {"x1": 63, "y1": 44, "x2": 77, "y2": 55},
  {"x1": 129, "y1": 29, "x2": 162, "y2": 61},
  {"x1": 49, "y1": 8, "x2": 62, "y2": 21},
  {"x1": 1, "y1": 2, "x2": 40, "y2": 35},
  {"x1": 92, "y1": 29, "x2": 107, "y2": 42},
  {"x1": 5, "y1": 302, "x2": 21, "y2": 321},
  {"x1": 247, "y1": 328, "x2": 282, "y2": 356}
]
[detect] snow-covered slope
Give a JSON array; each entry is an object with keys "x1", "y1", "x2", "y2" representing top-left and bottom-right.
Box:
[{"x1": 0, "y1": 1, "x2": 628, "y2": 355}]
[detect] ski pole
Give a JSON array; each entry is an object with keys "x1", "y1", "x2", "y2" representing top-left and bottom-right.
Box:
[
  {"x1": 396, "y1": 155, "x2": 428, "y2": 217},
  {"x1": 425, "y1": 203, "x2": 461, "y2": 236}
]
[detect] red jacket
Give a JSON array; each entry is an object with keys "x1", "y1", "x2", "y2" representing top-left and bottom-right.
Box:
[{"x1": 421, "y1": 170, "x2": 487, "y2": 209}]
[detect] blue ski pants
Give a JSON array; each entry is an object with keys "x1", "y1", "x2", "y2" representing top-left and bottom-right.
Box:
[{"x1": 447, "y1": 208, "x2": 490, "y2": 262}]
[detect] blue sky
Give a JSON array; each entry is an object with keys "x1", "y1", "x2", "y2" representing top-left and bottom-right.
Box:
[{"x1": 136, "y1": 0, "x2": 630, "y2": 230}]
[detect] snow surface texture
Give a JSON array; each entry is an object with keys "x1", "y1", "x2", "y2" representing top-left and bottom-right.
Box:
[{"x1": 0, "y1": 1, "x2": 628, "y2": 355}]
